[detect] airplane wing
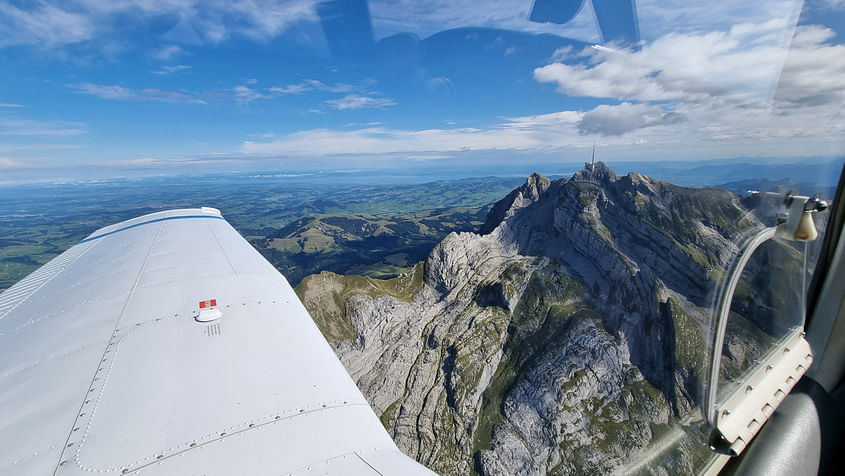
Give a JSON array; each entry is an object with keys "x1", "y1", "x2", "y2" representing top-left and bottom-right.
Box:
[{"x1": 0, "y1": 208, "x2": 435, "y2": 476}]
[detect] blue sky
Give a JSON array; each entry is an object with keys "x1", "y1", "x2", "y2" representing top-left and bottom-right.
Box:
[{"x1": 0, "y1": 0, "x2": 844, "y2": 181}]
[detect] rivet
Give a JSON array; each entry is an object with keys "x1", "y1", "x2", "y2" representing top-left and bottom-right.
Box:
[
  {"x1": 765, "y1": 365, "x2": 773, "y2": 372},
  {"x1": 746, "y1": 385, "x2": 754, "y2": 393},
  {"x1": 722, "y1": 409, "x2": 731, "y2": 416},
  {"x1": 190, "y1": 443, "x2": 196, "y2": 447},
  {"x1": 67, "y1": 443, "x2": 73, "y2": 447},
  {"x1": 84, "y1": 400, "x2": 90, "y2": 404},
  {"x1": 275, "y1": 415, "x2": 281, "y2": 420},
  {"x1": 156, "y1": 455, "x2": 163, "y2": 460},
  {"x1": 322, "y1": 404, "x2": 326, "y2": 408},
  {"x1": 73, "y1": 427, "x2": 79, "y2": 432},
  {"x1": 80, "y1": 413, "x2": 85, "y2": 417},
  {"x1": 220, "y1": 432, "x2": 226, "y2": 436},
  {"x1": 249, "y1": 423, "x2": 255, "y2": 427},
  {"x1": 60, "y1": 461, "x2": 68, "y2": 466},
  {"x1": 122, "y1": 469, "x2": 129, "y2": 474}
]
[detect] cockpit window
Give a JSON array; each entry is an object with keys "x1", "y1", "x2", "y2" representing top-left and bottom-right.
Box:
[{"x1": 1, "y1": 0, "x2": 843, "y2": 474}]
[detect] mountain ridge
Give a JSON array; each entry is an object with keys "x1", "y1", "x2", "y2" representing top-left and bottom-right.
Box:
[{"x1": 296, "y1": 162, "x2": 785, "y2": 474}]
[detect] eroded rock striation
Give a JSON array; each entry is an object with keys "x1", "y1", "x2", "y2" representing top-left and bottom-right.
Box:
[{"x1": 296, "y1": 163, "x2": 766, "y2": 474}]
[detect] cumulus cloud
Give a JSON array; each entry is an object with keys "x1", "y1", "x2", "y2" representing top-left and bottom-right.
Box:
[
  {"x1": 578, "y1": 103, "x2": 687, "y2": 136},
  {"x1": 534, "y1": 18, "x2": 802, "y2": 105},
  {"x1": 532, "y1": 17, "x2": 845, "y2": 144},
  {"x1": 324, "y1": 94, "x2": 396, "y2": 110},
  {"x1": 69, "y1": 82, "x2": 206, "y2": 104}
]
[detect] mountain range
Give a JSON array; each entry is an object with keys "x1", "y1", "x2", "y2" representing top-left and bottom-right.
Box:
[{"x1": 295, "y1": 162, "x2": 808, "y2": 474}]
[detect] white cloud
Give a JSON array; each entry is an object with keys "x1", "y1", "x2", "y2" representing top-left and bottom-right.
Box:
[
  {"x1": 151, "y1": 64, "x2": 191, "y2": 75},
  {"x1": 0, "y1": 2, "x2": 93, "y2": 47},
  {"x1": 532, "y1": 18, "x2": 845, "y2": 144},
  {"x1": 268, "y1": 84, "x2": 310, "y2": 95},
  {"x1": 269, "y1": 79, "x2": 356, "y2": 95},
  {"x1": 69, "y1": 83, "x2": 133, "y2": 100},
  {"x1": 404, "y1": 154, "x2": 454, "y2": 161},
  {"x1": 125, "y1": 156, "x2": 245, "y2": 166},
  {"x1": 578, "y1": 103, "x2": 687, "y2": 136},
  {"x1": 324, "y1": 94, "x2": 396, "y2": 110},
  {"x1": 233, "y1": 85, "x2": 268, "y2": 104},
  {"x1": 0, "y1": 0, "x2": 317, "y2": 50},
  {"x1": 0, "y1": 103, "x2": 24, "y2": 108},
  {"x1": 152, "y1": 45, "x2": 184, "y2": 61},
  {"x1": 0, "y1": 118, "x2": 86, "y2": 137},
  {"x1": 534, "y1": 18, "x2": 800, "y2": 105},
  {"x1": 0, "y1": 157, "x2": 25, "y2": 168},
  {"x1": 69, "y1": 82, "x2": 207, "y2": 104}
]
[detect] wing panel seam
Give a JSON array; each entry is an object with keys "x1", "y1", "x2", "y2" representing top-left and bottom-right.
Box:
[{"x1": 51, "y1": 221, "x2": 165, "y2": 476}]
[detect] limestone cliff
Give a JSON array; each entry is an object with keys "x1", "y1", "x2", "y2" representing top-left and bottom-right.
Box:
[{"x1": 296, "y1": 163, "x2": 772, "y2": 474}]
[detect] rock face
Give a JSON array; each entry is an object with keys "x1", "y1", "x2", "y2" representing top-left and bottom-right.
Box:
[{"x1": 296, "y1": 163, "x2": 768, "y2": 474}]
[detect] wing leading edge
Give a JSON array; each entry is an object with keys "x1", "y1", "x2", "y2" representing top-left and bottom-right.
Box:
[{"x1": 0, "y1": 208, "x2": 435, "y2": 476}]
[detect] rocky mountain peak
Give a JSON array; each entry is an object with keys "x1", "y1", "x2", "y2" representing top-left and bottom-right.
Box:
[
  {"x1": 479, "y1": 172, "x2": 552, "y2": 235},
  {"x1": 571, "y1": 160, "x2": 619, "y2": 185},
  {"x1": 299, "y1": 163, "x2": 765, "y2": 475}
]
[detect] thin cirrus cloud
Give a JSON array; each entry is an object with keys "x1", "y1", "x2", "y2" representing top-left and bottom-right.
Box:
[
  {"x1": 0, "y1": 117, "x2": 86, "y2": 137},
  {"x1": 268, "y1": 80, "x2": 356, "y2": 95},
  {"x1": 324, "y1": 94, "x2": 396, "y2": 110},
  {"x1": 69, "y1": 82, "x2": 207, "y2": 104},
  {"x1": 0, "y1": 1, "x2": 317, "y2": 50},
  {"x1": 0, "y1": 157, "x2": 25, "y2": 168},
  {"x1": 151, "y1": 64, "x2": 192, "y2": 75},
  {"x1": 233, "y1": 85, "x2": 269, "y2": 104}
]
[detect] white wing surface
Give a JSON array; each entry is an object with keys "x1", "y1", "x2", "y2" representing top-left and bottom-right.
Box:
[{"x1": 0, "y1": 208, "x2": 435, "y2": 476}]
